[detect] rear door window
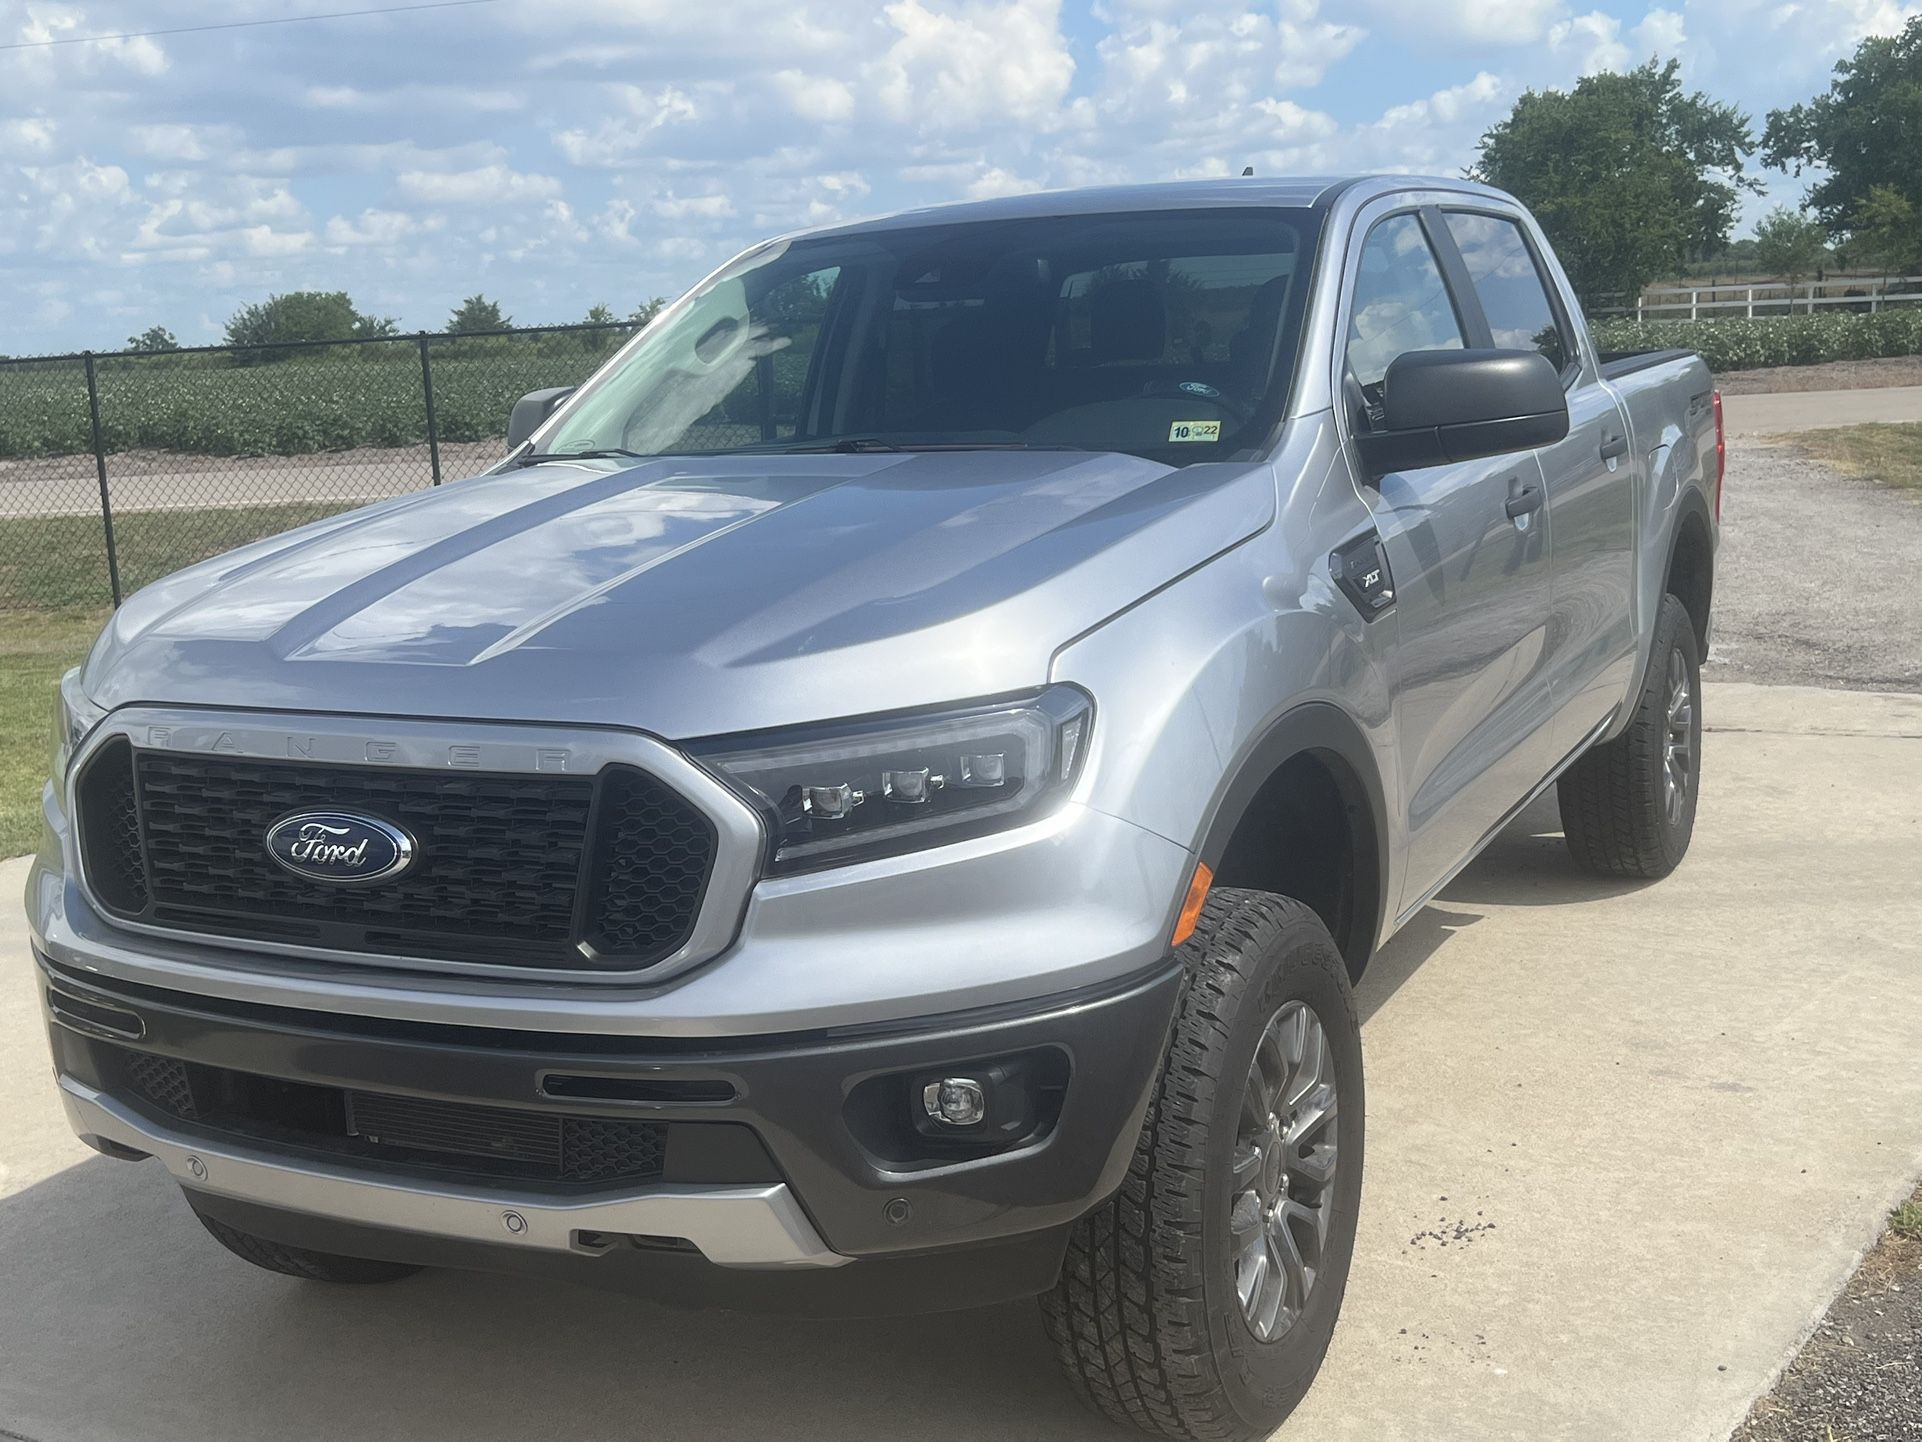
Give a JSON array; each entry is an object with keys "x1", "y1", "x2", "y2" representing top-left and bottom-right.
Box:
[{"x1": 1443, "y1": 212, "x2": 1571, "y2": 375}]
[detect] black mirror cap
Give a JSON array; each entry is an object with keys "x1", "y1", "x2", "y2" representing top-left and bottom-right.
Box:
[
  {"x1": 507, "y1": 386, "x2": 577, "y2": 450},
  {"x1": 1358, "y1": 348, "x2": 1569, "y2": 475}
]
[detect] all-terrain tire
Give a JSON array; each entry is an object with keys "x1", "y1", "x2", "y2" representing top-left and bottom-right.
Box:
[
  {"x1": 196, "y1": 1212, "x2": 423, "y2": 1284},
  {"x1": 1557, "y1": 593, "x2": 1703, "y2": 878},
  {"x1": 1040, "y1": 889, "x2": 1364, "y2": 1441}
]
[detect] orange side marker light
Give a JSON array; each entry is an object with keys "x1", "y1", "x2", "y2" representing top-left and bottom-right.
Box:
[{"x1": 1171, "y1": 861, "x2": 1214, "y2": 947}]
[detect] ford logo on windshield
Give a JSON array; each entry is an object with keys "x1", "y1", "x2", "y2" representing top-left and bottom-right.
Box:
[{"x1": 264, "y1": 811, "x2": 415, "y2": 886}]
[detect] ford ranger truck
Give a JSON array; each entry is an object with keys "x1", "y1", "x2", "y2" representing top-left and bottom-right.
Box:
[{"x1": 31, "y1": 176, "x2": 1720, "y2": 1439}]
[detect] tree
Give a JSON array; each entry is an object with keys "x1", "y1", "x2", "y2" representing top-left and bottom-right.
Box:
[
  {"x1": 1751, "y1": 208, "x2": 1830, "y2": 283},
  {"x1": 1472, "y1": 60, "x2": 1759, "y2": 303},
  {"x1": 447, "y1": 294, "x2": 509, "y2": 333},
  {"x1": 1763, "y1": 18, "x2": 1922, "y2": 247},
  {"x1": 126, "y1": 325, "x2": 179, "y2": 352},
  {"x1": 224, "y1": 291, "x2": 383, "y2": 351},
  {"x1": 630, "y1": 297, "x2": 667, "y2": 326},
  {"x1": 1844, "y1": 185, "x2": 1922, "y2": 274},
  {"x1": 582, "y1": 303, "x2": 618, "y2": 325}
]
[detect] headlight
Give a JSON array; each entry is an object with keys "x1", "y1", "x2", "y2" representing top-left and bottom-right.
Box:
[
  {"x1": 692, "y1": 686, "x2": 1093, "y2": 874},
  {"x1": 50, "y1": 668, "x2": 106, "y2": 787}
]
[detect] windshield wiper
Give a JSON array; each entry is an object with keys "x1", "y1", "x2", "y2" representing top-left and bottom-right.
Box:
[{"x1": 515, "y1": 447, "x2": 648, "y2": 467}]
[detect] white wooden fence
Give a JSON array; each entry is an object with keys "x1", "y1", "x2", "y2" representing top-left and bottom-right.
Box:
[{"x1": 1588, "y1": 275, "x2": 1922, "y2": 320}]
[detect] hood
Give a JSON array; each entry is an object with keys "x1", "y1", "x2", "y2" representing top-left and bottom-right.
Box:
[{"x1": 86, "y1": 449, "x2": 1273, "y2": 738}]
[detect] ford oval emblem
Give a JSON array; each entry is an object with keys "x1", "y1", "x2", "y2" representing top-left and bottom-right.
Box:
[{"x1": 264, "y1": 811, "x2": 415, "y2": 886}]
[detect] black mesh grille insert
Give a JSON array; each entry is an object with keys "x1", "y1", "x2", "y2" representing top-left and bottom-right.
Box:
[
  {"x1": 582, "y1": 767, "x2": 717, "y2": 959},
  {"x1": 74, "y1": 744, "x2": 719, "y2": 970},
  {"x1": 74, "y1": 737, "x2": 149, "y2": 914},
  {"x1": 125, "y1": 1050, "x2": 198, "y2": 1119}
]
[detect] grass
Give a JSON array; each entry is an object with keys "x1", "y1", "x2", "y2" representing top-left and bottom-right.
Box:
[
  {"x1": 1891, "y1": 1199, "x2": 1922, "y2": 1242},
  {"x1": 0, "y1": 610, "x2": 105, "y2": 858},
  {"x1": 1778, "y1": 422, "x2": 1922, "y2": 493},
  {"x1": 0, "y1": 501, "x2": 357, "y2": 611}
]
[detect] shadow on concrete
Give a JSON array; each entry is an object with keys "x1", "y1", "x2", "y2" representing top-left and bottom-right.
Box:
[
  {"x1": 1354, "y1": 790, "x2": 1655, "y2": 1024},
  {"x1": 0, "y1": 1150, "x2": 1114, "y2": 1442}
]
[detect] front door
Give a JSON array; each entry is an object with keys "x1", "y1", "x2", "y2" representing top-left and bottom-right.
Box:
[
  {"x1": 1341, "y1": 210, "x2": 1558, "y2": 914},
  {"x1": 1438, "y1": 208, "x2": 1637, "y2": 754}
]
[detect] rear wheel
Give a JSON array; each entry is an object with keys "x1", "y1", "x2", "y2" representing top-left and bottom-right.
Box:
[
  {"x1": 1041, "y1": 889, "x2": 1364, "y2": 1440},
  {"x1": 196, "y1": 1211, "x2": 423, "y2": 1284},
  {"x1": 1557, "y1": 592, "x2": 1703, "y2": 878}
]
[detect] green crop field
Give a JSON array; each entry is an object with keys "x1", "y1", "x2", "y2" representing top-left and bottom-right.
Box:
[{"x1": 0, "y1": 329, "x2": 634, "y2": 460}]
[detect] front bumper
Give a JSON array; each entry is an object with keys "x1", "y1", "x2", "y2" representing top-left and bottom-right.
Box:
[{"x1": 40, "y1": 951, "x2": 1182, "y2": 1311}]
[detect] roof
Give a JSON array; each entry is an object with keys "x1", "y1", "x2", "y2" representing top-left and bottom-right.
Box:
[{"x1": 793, "y1": 176, "x2": 1362, "y2": 241}]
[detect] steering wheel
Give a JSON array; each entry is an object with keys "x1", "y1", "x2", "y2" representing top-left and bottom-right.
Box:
[{"x1": 1136, "y1": 382, "x2": 1253, "y2": 426}]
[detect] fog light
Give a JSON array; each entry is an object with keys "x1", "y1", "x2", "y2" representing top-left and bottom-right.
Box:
[{"x1": 921, "y1": 1076, "x2": 987, "y2": 1128}]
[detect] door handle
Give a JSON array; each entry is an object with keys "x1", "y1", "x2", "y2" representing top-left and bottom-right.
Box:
[
  {"x1": 1599, "y1": 432, "x2": 1629, "y2": 461},
  {"x1": 1505, "y1": 483, "x2": 1544, "y2": 520}
]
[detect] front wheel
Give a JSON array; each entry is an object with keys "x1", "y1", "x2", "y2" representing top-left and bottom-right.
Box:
[{"x1": 1041, "y1": 889, "x2": 1364, "y2": 1441}]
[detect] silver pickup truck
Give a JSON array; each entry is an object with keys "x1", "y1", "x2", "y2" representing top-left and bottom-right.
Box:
[{"x1": 31, "y1": 175, "x2": 1720, "y2": 1438}]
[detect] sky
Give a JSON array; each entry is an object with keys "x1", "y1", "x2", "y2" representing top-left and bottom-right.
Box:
[{"x1": 2, "y1": 0, "x2": 1917, "y2": 355}]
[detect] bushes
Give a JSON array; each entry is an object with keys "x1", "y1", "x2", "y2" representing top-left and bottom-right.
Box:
[{"x1": 1592, "y1": 309, "x2": 1922, "y2": 371}]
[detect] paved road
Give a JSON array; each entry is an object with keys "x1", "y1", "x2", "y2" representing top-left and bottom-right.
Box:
[
  {"x1": 4, "y1": 681, "x2": 1919, "y2": 1442},
  {"x1": 1720, "y1": 385, "x2": 1921, "y2": 436}
]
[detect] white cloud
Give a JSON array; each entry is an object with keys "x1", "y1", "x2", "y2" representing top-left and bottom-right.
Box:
[
  {"x1": 552, "y1": 85, "x2": 701, "y2": 165},
  {"x1": 395, "y1": 165, "x2": 562, "y2": 204},
  {"x1": 774, "y1": 71, "x2": 857, "y2": 124},
  {"x1": 650, "y1": 192, "x2": 737, "y2": 222},
  {"x1": 1547, "y1": 10, "x2": 1631, "y2": 72},
  {"x1": 240, "y1": 225, "x2": 313, "y2": 257},
  {"x1": 1355, "y1": 0, "x2": 1566, "y2": 46},
  {"x1": 323, "y1": 208, "x2": 436, "y2": 247},
  {"x1": 0, "y1": 117, "x2": 56, "y2": 153},
  {"x1": 869, "y1": 0, "x2": 1077, "y2": 129}
]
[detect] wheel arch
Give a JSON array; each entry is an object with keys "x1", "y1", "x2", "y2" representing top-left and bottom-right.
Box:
[
  {"x1": 1664, "y1": 488, "x2": 1715, "y2": 656},
  {"x1": 1195, "y1": 702, "x2": 1390, "y2": 980}
]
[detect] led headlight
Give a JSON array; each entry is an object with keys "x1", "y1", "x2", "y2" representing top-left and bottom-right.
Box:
[
  {"x1": 50, "y1": 668, "x2": 106, "y2": 787},
  {"x1": 693, "y1": 686, "x2": 1093, "y2": 873}
]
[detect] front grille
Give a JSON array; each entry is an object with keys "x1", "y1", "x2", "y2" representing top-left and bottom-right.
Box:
[
  {"x1": 73, "y1": 745, "x2": 717, "y2": 971},
  {"x1": 110, "y1": 1047, "x2": 669, "y2": 1187}
]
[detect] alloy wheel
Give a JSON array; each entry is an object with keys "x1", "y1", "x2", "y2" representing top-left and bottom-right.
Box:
[{"x1": 1229, "y1": 1000, "x2": 1340, "y2": 1342}]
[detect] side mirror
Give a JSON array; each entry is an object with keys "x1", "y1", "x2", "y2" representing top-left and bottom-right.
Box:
[
  {"x1": 507, "y1": 387, "x2": 576, "y2": 450},
  {"x1": 1356, "y1": 349, "x2": 1568, "y2": 476}
]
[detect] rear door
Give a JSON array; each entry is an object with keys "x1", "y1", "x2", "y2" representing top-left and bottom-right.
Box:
[
  {"x1": 1337, "y1": 206, "x2": 1559, "y2": 914},
  {"x1": 1440, "y1": 208, "x2": 1637, "y2": 755}
]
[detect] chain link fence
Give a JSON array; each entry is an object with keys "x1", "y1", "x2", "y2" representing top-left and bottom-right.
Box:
[{"x1": 0, "y1": 320, "x2": 642, "y2": 614}]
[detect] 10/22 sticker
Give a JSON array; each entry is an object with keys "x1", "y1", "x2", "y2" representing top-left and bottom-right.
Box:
[{"x1": 1168, "y1": 420, "x2": 1221, "y2": 443}]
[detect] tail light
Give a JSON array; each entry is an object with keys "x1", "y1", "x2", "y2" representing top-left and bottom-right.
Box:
[{"x1": 1711, "y1": 391, "x2": 1725, "y2": 522}]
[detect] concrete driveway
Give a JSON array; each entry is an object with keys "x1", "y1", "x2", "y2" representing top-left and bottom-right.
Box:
[
  {"x1": 3, "y1": 681, "x2": 1920, "y2": 1442},
  {"x1": 1719, "y1": 384, "x2": 1921, "y2": 436}
]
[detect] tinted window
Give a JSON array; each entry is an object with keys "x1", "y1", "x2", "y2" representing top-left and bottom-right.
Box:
[
  {"x1": 542, "y1": 209, "x2": 1319, "y2": 467},
  {"x1": 1445, "y1": 212, "x2": 1570, "y2": 373},
  {"x1": 1345, "y1": 214, "x2": 1466, "y2": 393}
]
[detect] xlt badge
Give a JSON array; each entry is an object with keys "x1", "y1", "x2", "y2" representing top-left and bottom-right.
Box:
[{"x1": 1332, "y1": 532, "x2": 1396, "y2": 621}]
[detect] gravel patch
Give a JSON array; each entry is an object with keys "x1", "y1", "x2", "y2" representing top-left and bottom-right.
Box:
[
  {"x1": 1707, "y1": 439, "x2": 1922, "y2": 692},
  {"x1": 1715, "y1": 356, "x2": 1922, "y2": 395},
  {"x1": 1734, "y1": 1187, "x2": 1922, "y2": 1442}
]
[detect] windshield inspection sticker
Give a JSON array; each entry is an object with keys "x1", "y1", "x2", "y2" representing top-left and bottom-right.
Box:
[{"x1": 1168, "y1": 420, "x2": 1222, "y2": 443}]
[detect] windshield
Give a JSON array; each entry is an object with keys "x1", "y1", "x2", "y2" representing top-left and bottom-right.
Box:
[{"x1": 536, "y1": 207, "x2": 1321, "y2": 467}]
